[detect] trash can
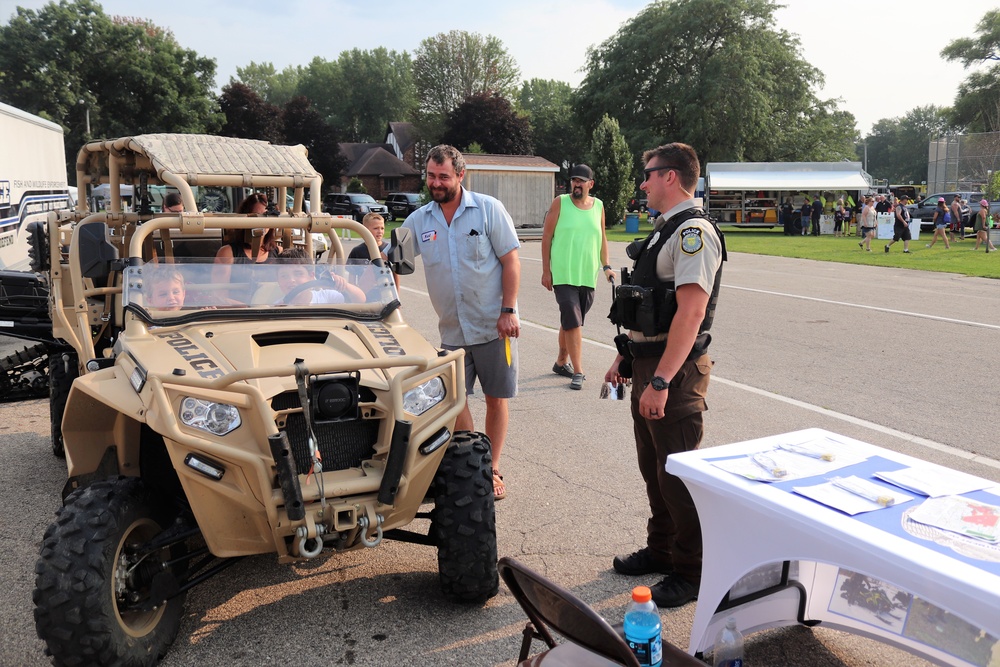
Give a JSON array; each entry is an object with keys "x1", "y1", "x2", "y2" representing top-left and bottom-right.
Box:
[{"x1": 624, "y1": 212, "x2": 640, "y2": 233}]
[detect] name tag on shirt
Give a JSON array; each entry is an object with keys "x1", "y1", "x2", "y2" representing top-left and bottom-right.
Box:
[{"x1": 422, "y1": 230, "x2": 437, "y2": 242}]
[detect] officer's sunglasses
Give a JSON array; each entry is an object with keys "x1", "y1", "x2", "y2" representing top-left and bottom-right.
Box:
[{"x1": 642, "y1": 164, "x2": 681, "y2": 181}]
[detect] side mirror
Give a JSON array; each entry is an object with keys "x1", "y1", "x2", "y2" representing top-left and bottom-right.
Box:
[
  {"x1": 77, "y1": 222, "x2": 119, "y2": 280},
  {"x1": 388, "y1": 227, "x2": 416, "y2": 276}
]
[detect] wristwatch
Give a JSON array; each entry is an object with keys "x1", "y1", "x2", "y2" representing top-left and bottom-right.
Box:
[
  {"x1": 650, "y1": 375, "x2": 671, "y2": 391},
  {"x1": 602, "y1": 265, "x2": 613, "y2": 271},
  {"x1": 500, "y1": 307, "x2": 516, "y2": 314}
]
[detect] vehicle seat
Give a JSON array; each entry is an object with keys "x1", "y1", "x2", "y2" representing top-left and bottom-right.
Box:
[{"x1": 498, "y1": 557, "x2": 701, "y2": 666}]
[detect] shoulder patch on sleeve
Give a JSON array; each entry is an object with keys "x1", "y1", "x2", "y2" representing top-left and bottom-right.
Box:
[{"x1": 680, "y1": 227, "x2": 704, "y2": 255}]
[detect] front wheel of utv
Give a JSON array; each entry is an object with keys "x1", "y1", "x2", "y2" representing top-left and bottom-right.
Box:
[
  {"x1": 431, "y1": 431, "x2": 499, "y2": 603},
  {"x1": 33, "y1": 476, "x2": 185, "y2": 667}
]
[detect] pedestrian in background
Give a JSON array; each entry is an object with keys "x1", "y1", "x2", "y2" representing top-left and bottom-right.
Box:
[
  {"x1": 858, "y1": 196, "x2": 876, "y2": 251},
  {"x1": 974, "y1": 199, "x2": 997, "y2": 253},
  {"x1": 926, "y1": 198, "x2": 952, "y2": 249},
  {"x1": 950, "y1": 195, "x2": 964, "y2": 242},
  {"x1": 834, "y1": 198, "x2": 847, "y2": 237},
  {"x1": 810, "y1": 194, "x2": 823, "y2": 236},
  {"x1": 781, "y1": 197, "x2": 794, "y2": 236},
  {"x1": 885, "y1": 195, "x2": 912, "y2": 253},
  {"x1": 541, "y1": 164, "x2": 615, "y2": 390}
]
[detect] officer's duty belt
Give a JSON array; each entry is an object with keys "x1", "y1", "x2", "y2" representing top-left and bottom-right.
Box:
[{"x1": 626, "y1": 340, "x2": 666, "y2": 358}]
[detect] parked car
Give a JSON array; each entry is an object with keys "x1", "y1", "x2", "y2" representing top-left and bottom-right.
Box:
[
  {"x1": 384, "y1": 192, "x2": 423, "y2": 221},
  {"x1": 627, "y1": 193, "x2": 648, "y2": 212},
  {"x1": 907, "y1": 191, "x2": 985, "y2": 231},
  {"x1": 322, "y1": 192, "x2": 389, "y2": 222}
]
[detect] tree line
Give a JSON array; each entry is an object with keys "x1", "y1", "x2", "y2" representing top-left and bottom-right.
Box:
[{"x1": 2, "y1": 0, "x2": 999, "y2": 220}]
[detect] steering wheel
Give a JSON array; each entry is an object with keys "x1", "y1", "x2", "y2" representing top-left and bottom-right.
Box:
[{"x1": 280, "y1": 279, "x2": 335, "y2": 305}]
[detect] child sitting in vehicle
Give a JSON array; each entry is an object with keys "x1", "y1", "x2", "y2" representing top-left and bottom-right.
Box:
[
  {"x1": 145, "y1": 267, "x2": 186, "y2": 311},
  {"x1": 347, "y1": 212, "x2": 400, "y2": 291},
  {"x1": 276, "y1": 248, "x2": 365, "y2": 305}
]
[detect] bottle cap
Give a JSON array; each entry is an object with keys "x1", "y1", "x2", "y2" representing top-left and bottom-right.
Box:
[{"x1": 631, "y1": 586, "x2": 652, "y2": 603}]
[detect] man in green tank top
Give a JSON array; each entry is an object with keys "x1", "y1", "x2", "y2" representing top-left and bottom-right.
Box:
[{"x1": 541, "y1": 164, "x2": 616, "y2": 390}]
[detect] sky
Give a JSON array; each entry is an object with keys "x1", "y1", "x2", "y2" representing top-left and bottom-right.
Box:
[{"x1": 1, "y1": 0, "x2": 994, "y2": 136}]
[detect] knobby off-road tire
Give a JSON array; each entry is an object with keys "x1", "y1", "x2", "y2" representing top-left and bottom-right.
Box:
[
  {"x1": 431, "y1": 430, "x2": 499, "y2": 603},
  {"x1": 48, "y1": 350, "x2": 78, "y2": 458},
  {"x1": 33, "y1": 477, "x2": 185, "y2": 667},
  {"x1": 0, "y1": 343, "x2": 49, "y2": 401}
]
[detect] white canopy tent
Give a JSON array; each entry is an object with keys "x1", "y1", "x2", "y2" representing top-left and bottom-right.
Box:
[
  {"x1": 705, "y1": 162, "x2": 874, "y2": 227},
  {"x1": 706, "y1": 162, "x2": 872, "y2": 191}
]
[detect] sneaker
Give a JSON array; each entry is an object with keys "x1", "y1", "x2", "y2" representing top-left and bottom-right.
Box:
[
  {"x1": 903, "y1": 250, "x2": 911, "y2": 253},
  {"x1": 649, "y1": 574, "x2": 699, "y2": 608},
  {"x1": 926, "y1": 244, "x2": 931, "y2": 248},
  {"x1": 612, "y1": 547, "x2": 673, "y2": 576},
  {"x1": 884, "y1": 244, "x2": 890, "y2": 253},
  {"x1": 858, "y1": 242, "x2": 863, "y2": 249},
  {"x1": 570, "y1": 373, "x2": 585, "y2": 390},
  {"x1": 552, "y1": 362, "x2": 574, "y2": 378}
]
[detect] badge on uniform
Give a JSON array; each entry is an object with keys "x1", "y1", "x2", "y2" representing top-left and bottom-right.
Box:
[
  {"x1": 681, "y1": 227, "x2": 704, "y2": 255},
  {"x1": 421, "y1": 230, "x2": 437, "y2": 242}
]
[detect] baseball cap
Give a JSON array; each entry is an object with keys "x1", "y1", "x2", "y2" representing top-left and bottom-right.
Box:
[
  {"x1": 982, "y1": 199, "x2": 990, "y2": 207},
  {"x1": 568, "y1": 164, "x2": 594, "y2": 181},
  {"x1": 938, "y1": 197, "x2": 945, "y2": 203}
]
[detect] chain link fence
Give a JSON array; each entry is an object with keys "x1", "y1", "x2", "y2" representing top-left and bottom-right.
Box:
[{"x1": 928, "y1": 132, "x2": 1000, "y2": 194}]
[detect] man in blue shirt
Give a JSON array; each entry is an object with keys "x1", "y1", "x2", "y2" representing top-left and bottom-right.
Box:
[{"x1": 400, "y1": 145, "x2": 521, "y2": 500}]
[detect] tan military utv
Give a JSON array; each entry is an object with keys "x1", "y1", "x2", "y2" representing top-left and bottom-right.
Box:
[{"x1": 30, "y1": 134, "x2": 498, "y2": 667}]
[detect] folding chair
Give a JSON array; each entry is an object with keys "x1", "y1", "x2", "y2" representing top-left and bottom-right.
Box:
[{"x1": 498, "y1": 557, "x2": 703, "y2": 666}]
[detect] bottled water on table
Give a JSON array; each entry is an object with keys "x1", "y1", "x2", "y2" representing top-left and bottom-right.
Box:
[
  {"x1": 714, "y1": 616, "x2": 745, "y2": 667},
  {"x1": 624, "y1": 585, "x2": 662, "y2": 667}
]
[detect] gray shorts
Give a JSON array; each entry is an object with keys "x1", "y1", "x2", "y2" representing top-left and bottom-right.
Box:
[
  {"x1": 553, "y1": 284, "x2": 595, "y2": 330},
  {"x1": 443, "y1": 337, "x2": 518, "y2": 399}
]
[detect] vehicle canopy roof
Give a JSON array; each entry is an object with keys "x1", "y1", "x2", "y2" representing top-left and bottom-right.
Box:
[{"x1": 75, "y1": 134, "x2": 322, "y2": 214}]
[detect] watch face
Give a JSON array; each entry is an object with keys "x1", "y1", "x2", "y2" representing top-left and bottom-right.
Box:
[{"x1": 651, "y1": 376, "x2": 669, "y2": 391}]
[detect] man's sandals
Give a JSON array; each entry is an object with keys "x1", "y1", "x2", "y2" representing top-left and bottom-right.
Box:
[{"x1": 492, "y1": 469, "x2": 507, "y2": 501}]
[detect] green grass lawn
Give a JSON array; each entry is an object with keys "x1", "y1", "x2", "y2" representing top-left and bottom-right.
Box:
[{"x1": 607, "y1": 217, "x2": 1000, "y2": 280}]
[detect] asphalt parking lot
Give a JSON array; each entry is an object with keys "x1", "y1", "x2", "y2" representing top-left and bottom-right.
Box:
[{"x1": 2, "y1": 243, "x2": 998, "y2": 666}]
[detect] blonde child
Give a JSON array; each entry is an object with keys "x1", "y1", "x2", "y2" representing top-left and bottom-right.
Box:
[
  {"x1": 347, "y1": 212, "x2": 400, "y2": 291},
  {"x1": 145, "y1": 267, "x2": 186, "y2": 311}
]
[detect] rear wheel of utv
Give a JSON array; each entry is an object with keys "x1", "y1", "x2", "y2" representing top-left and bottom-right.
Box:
[
  {"x1": 33, "y1": 476, "x2": 185, "y2": 667},
  {"x1": 48, "y1": 350, "x2": 78, "y2": 458},
  {"x1": 431, "y1": 431, "x2": 499, "y2": 603}
]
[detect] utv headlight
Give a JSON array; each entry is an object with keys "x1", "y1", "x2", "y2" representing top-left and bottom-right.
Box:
[
  {"x1": 179, "y1": 397, "x2": 241, "y2": 436},
  {"x1": 402, "y1": 377, "x2": 445, "y2": 416}
]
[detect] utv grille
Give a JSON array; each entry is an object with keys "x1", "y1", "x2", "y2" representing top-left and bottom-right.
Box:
[{"x1": 272, "y1": 391, "x2": 379, "y2": 472}]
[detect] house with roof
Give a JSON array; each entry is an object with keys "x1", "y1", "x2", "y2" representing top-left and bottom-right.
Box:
[
  {"x1": 385, "y1": 122, "x2": 422, "y2": 171},
  {"x1": 337, "y1": 142, "x2": 421, "y2": 200}
]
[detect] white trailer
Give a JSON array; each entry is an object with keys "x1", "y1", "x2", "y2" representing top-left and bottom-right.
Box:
[{"x1": 0, "y1": 102, "x2": 73, "y2": 271}]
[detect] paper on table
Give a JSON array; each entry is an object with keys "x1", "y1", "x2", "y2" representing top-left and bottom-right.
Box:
[
  {"x1": 874, "y1": 466, "x2": 995, "y2": 498},
  {"x1": 907, "y1": 496, "x2": 1000, "y2": 543},
  {"x1": 793, "y1": 476, "x2": 913, "y2": 515},
  {"x1": 713, "y1": 440, "x2": 869, "y2": 483}
]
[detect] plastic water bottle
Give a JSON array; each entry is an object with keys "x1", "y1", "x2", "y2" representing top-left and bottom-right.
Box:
[
  {"x1": 714, "y1": 616, "x2": 745, "y2": 667},
  {"x1": 624, "y1": 586, "x2": 662, "y2": 667}
]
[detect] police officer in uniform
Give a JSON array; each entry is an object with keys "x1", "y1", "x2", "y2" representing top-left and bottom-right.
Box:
[{"x1": 605, "y1": 142, "x2": 725, "y2": 608}]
